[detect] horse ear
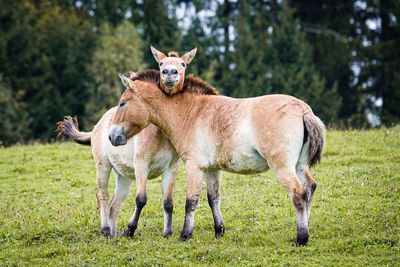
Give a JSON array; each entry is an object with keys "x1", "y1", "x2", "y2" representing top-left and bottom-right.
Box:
[
  {"x1": 181, "y1": 47, "x2": 197, "y2": 65},
  {"x1": 150, "y1": 45, "x2": 166, "y2": 63},
  {"x1": 118, "y1": 73, "x2": 135, "y2": 92}
]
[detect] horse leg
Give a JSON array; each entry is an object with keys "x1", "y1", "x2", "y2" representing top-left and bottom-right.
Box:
[
  {"x1": 296, "y1": 167, "x2": 317, "y2": 227},
  {"x1": 108, "y1": 172, "x2": 132, "y2": 237},
  {"x1": 205, "y1": 170, "x2": 225, "y2": 238},
  {"x1": 274, "y1": 166, "x2": 310, "y2": 246},
  {"x1": 180, "y1": 164, "x2": 204, "y2": 240},
  {"x1": 161, "y1": 162, "x2": 179, "y2": 237},
  {"x1": 96, "y1": 162, "x2": 112, "y2": 237},
  {"x1": 121, "y1": 164, "x2": 148, "y2": 237},
  {"x1": 295, "y1": 139, "x2": 317, "y2": 230}
]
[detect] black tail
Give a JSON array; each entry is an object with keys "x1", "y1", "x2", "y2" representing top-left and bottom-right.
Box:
[
  {"x1": 303, "y1": 114, "x2": 325, "y2": 167},
  {"x1": 56, "y1": 116, "x2": 91, "y2": 146}
]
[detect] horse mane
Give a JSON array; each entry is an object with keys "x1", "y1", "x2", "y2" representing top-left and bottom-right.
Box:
[
  {"x1": 130, "y1": 69, "x2": 218, "y2": 96},
  {"x1": 182, "y1": 75, "x2": 218, "y2": 95}
]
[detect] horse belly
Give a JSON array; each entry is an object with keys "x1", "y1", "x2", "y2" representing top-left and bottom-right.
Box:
[
  {"x1": 218, "y1": 150, "x2": 269, "y2": 175},
  {"x1": 147, "y1": 149, "x2": 177, "y2": 180}
]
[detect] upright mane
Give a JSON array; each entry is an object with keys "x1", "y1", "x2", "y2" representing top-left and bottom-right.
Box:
[
  {"x1": 130, "y1": 69, "x2": 218, "y2": 96},
  {"x1": 182, "y1": 75, "x2": 218, "y2": 95}
]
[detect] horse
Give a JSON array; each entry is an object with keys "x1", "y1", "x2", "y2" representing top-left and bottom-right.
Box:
[
  {"x1": 56, "y1": 47, "x2": 204, "y2": 238},
  {"x1": 109, "y1": 73, "x2": 325, "y2": 246}
]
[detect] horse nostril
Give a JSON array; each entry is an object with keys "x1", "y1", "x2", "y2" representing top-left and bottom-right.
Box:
[
  {"x1": 116, "y1": 135, "x2": 121, "y2": 145},
  {"x1": 172, "y1": 69, "x2": 178, "y2": 75},
  {"x1": 162, "y1": 69, "x2": 168, "y2": 75},
  {"x1": 108, "y1": 135, "x2": 112, "y2": 142}
]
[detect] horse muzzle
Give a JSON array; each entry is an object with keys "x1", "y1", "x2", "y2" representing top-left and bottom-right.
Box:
[{"x1": 109, "y1": 125, "x2": 127, "y2": 146}]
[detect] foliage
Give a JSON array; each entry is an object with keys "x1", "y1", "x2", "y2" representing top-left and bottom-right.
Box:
[
  {"x1": 84, "y1": 20, "x2": 146, "y2": 129},
  {"x1": 1, "y1": 0, "x2": 400, "y2": 145},
  {"x1": 0, "y1": 75, "x2": 30, "y2": 146},
  {"x1": 0, "y1": 128, "x2": 399, "y2": 265},
  {"x1": 0, "y1": 0, "x2": 96, "y2": 141}
]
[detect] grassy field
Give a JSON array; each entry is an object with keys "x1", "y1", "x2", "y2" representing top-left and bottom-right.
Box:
[{"x1": 0, "y1": 127, "x2": 399, "y2": 266}]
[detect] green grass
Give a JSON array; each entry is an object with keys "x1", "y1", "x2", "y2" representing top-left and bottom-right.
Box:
[{"x1": 1, "y1": 127, "x2": 399, "y2": 266}]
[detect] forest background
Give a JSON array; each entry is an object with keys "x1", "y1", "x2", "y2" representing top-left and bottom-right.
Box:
[{"x1": 1, "y1": 0, "x2": 399, "y2": 146}]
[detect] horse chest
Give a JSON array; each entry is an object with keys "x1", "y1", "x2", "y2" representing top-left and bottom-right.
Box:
[{"x1": 106, "y1": 138, "x2": 136, "y2": 179}]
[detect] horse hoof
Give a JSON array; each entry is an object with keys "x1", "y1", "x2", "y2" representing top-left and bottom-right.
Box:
[
  {"x1": 163, "y1": 230, "x2": 174, "y2": 238},
  {"x1": 121, "y1": 227, "x2": 135, "y2": 238},
  {"x1": 295, "y1": 234, "x2": 309, "y2": 246},
  {"x1": 214, "y1": 224, "x2": 225, "y2": 238},
  {"x1": 179, "y1": 233, "x2": 192, "y2": 241},
  {"x1": 101, "y1": 226, "x2": 111, "y2": 237}
]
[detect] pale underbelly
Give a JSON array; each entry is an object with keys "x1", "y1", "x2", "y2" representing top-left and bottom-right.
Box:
[
  {"x1": 107, "y1": 146, "x2": 174, "y2": 180},
  {"x1": 215, "y1": 150, "x2": 270, "y2": 175}
]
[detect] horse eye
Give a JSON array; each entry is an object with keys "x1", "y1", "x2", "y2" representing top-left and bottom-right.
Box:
[
  {"x1": 160, "y1": 62, "x2": 163, "y2": 66},
  {"x1": 181, "y1": 62, "x2": 185, "y2": 67},
  {"x1": 119, "y1": 102, "x2": 125, "y2": 107}
]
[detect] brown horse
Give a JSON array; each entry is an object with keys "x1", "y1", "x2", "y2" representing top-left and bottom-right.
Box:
[
  {"x1": 56, "y1": 47, "x2": 204, "y2": 238},
  {"x1": 109, "y1": 73, "x2": 325, "y2": 246}
]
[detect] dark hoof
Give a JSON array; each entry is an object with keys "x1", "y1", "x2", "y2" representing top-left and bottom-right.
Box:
[
  {"x1": 101, "y1": 226, "x2": 111, "y2": 237},
  {"x1": 179, "y1": 233, "x2": 192, "y2": 241},
  {"x1": 121, "y1": 227, "x2": 135, "y2": 238},
  {"x1": 214, "y1": 224, "x2": 225, "y2": 238},
  {"x1": 295, "y1": 233, "x2": 309, "y2": 246},
  {"x1": 163, "y1": 230, "x2": 174, "y2": 238}
]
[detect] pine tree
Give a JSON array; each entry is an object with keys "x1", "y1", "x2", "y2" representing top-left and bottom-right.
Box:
[
  {"x1": 0, "y1": 75, "x2": 30, "y2": 146},
  {"x1": 267, "y1": 7, "x2": 341, "y2": 123},
  {"x1": 130, "y1": 0, "x2": 182, "y2": 67},
  {"x1": 84, "y1": 20, "x2": 147, "y2": 129},
  {"x1": 0, "y1": 0, "x2": 96, "y2": 141}
]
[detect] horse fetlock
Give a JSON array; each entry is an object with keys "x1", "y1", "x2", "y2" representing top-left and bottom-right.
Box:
[
  {"x1": 163, "y1": 197, "x2": 173, "y2": 214},
  {"x1": 136, "y1": 194, "x2": 147, "y2": 209}
]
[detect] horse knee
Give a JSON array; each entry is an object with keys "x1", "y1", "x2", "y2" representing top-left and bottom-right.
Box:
[
  {"x1": 185, "y1": 198, "x2": 198, "y2": 214},
  {"x1": 136, "y1": 194, "x2": 147, "y2": 209},
  {"x1": 163, "y1": 197, "x2": 173, "y2": 214}
]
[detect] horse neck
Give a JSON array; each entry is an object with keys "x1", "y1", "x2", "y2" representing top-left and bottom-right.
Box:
[{"x1": 139, "y1": 85, "x2": 195, "y2": 147}]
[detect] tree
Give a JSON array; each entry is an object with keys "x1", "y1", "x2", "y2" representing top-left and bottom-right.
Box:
[
  {"x1": 216, "y1": 2, "x2": 341, "y2": 123},
  {"x1": 0, "y1": 75, "x2": 30, "y2": 146},
  {"x1": 129, "y1": 0, "x2": 182, "y2": 67},
  {"x1": 0, "y1": 0, "x2": 96, "y2": 141},
  {"x1": 84, "y1": 20, "x2": 147, "y2": 129}
]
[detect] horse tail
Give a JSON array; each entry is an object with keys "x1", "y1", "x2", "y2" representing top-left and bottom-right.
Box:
[
  {"x1": 56, "y1": 116, "x2": 91, "y2": 146},
  {"x1": 303, "y1": 113, "x2": 325, "y2": 167}
]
